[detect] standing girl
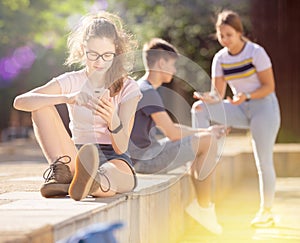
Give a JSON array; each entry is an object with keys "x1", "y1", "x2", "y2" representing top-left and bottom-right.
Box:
[
  {"x1": 192, "y1": 10, "x2": 280, "y2": 227},
  {"x1": 14, "y1": 12, "x2": 142, "y2": 201}
]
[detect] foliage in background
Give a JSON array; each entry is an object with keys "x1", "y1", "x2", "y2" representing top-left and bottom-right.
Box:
[
  {"x1": 0, "y1": 0, "x2": 93, "y2": 131},
  {"x1": 0, "y1": 0, "x2": 251, "y2": 135},
  {"x1": 110, "y1": 0, "x2": 250, "y2": 67}
]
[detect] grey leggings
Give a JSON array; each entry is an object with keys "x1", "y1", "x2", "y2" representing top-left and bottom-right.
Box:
[{"x1": 191, "y1": 92, "x2": 280, "y2": 209}]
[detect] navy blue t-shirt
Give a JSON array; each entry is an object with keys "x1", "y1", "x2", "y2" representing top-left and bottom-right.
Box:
[{"x1": 130, "y1": 79, "x2": 165, "y2": 149}]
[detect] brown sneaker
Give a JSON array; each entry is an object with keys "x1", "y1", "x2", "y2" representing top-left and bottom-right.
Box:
[
  {"x1": 40, "y1": 155, "x2": 72, "y2": 198},
  {"x1": 69, "y1": 144, "x2": 99, "y2": 201}
]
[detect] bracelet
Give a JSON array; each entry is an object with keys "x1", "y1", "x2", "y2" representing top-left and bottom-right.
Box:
[{"x1": 108, "y1": 121, "x2": 123, "y2": 134}]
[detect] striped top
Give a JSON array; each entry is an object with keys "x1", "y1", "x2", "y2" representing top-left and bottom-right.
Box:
[{"x1": 211, "y1": 42, "x2": 272, "y2": 95}]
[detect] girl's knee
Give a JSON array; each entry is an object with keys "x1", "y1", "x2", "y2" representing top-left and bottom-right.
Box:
[
  {"x1": 191, "y1": 101, "x2": 210, "y2": 128},
  {"x1": 31, "y1": 106, "x2": 58, "y2": 122},
  {"x1": 191, "y1": 100, "x2": 204, "y2": 112}
]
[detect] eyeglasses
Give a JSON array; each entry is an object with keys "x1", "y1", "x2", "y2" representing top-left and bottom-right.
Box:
[{"x1": 86, "y1": 51, "x2": 116, "y2": 62}]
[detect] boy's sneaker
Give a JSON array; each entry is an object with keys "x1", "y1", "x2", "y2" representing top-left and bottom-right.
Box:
[
  {"x1": 251, "y1": 208, "x2": 275, "y2": 227},
  {"x1": 185, "y1": 199, "x2": 223, "y2": 235},
  {"x1": 69, "y1": 144, "x2": 99, "y2": 201},
  {"x1": 40, "y1": 155, "x2": 72, "y2": 198}
]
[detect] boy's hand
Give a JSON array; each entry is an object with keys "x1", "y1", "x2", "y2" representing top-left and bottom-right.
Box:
[
  {"x1": 193, "y1": 91, "x2": 220, "y2": 104},
  {"x1": 208, "y1": 125, "x2": 230, "y2": 139}
]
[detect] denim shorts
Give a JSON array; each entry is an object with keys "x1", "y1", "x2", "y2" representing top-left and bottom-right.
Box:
[{"x1": 76, "y1": 144, "x2": 134, "y2": 169}]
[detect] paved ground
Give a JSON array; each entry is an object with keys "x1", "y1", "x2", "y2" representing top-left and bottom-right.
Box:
[
  {"x1": 0, "y1": 139, "x2": 47, "y2": 197},
  {"x1": 0, "y1": 137, "x2": 300, "y2": 243},
  {"x1": 177, "y1": 177, "x2": 300, "y2": 243}
]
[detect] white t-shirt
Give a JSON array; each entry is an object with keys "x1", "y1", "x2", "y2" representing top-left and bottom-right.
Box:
[
  {"x1": 211, "y1": 41, "x2": 272, "y2": 95},
  {"x1": 55, "y1": 69, "x2": 142, "y2": 144}
]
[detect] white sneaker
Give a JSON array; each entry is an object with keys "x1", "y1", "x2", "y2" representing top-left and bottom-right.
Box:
[
  {"x1": 185, "y1": 199, "x2": 223, "y2": 234},
  {"x1": 251, "y1": 208, "x2": 275, "y2": 227}
]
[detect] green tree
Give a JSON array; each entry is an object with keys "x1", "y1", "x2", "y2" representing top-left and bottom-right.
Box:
[
  {"x1": 0, "y1": 0, "x2": 251, "y2": 138},
  {"x1": 0, "y1": 0, "x2": 95, "y2": 135},
  {"x1": 107, "y1": 0, "x2": 250, "y2": 70}
]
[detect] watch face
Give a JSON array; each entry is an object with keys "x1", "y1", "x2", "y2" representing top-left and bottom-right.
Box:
[{"x1": 246, "y1": 93, "x2": 251, "y2": 101}]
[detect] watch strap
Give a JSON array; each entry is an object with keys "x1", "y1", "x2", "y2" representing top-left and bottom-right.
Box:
[{"x1": 108, "y1": 121, "x2": 123, "y2": 134}]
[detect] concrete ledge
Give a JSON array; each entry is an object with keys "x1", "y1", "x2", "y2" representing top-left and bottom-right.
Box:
[
  {"x1": 0, "y1": 173, "x2": 194, "y2": 243},
  {"x1": 221, "y1": 135, "x2": 300, "y2": 178},
  {"x1": 0, "y1": 136, "x2": 299, "y2": 242}
]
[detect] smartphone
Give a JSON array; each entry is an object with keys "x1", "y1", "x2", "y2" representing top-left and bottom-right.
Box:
[{"x1": 94, "y1": 88, "x2": 108, "y2": 99}]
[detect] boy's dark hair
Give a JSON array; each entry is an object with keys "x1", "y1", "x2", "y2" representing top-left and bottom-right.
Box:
[{"x1": 142, "y1": 38, "x2": 179, "y2": 69}]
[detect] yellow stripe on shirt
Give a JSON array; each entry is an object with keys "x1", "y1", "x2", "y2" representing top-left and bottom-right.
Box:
[{"x1": 224, "y1": 68, "x2": 256, "y2": 81}]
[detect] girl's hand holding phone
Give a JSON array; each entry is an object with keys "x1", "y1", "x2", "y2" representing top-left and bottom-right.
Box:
[{"x1": 92, "y1": 89, "x2": 117, "y2": 126}]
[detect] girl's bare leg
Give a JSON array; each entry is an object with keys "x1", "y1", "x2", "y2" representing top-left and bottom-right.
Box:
[
  {"x1": 69, "y1": 144, "x2": 135, "y2": 201},
  {"x1": 91, "y1": 159, "x2": 135, "y2": 197},
  {"x1": 32, "y1": 106, "x2": 77, "y2": 172}
]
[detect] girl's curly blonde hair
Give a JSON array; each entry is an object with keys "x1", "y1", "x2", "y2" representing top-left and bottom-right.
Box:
[{"x1": 65, "y1": 12, "x2": 137, "y2": 95}]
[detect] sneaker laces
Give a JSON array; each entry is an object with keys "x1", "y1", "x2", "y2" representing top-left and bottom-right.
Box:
[
  {"x1": 98, "y1": 167, "x2": 111, "y2": 193},
  {"x1": 43, "y1": 155, "x2": 71, "y2": 183}
]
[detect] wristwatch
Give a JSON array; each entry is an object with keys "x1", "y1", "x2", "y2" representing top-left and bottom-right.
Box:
[
  {"x1": 245, "y1": 93, "x2": 251, "y2": 102},
  {"x1": 108, "y1": 121, "x2": 123, "y2": 134}
]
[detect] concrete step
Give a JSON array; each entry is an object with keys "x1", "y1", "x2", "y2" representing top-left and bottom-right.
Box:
[{"x1": 0, "y1": 136, "x2": 299, "y2": 243}]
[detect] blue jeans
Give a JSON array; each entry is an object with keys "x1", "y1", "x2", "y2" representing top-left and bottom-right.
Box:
[
  {"x1": 130, "y1": 136, "x2": 195, "y2": 174},
  {"x1": 192, "y1": 92, "x2": 281, "y2": 208}
]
